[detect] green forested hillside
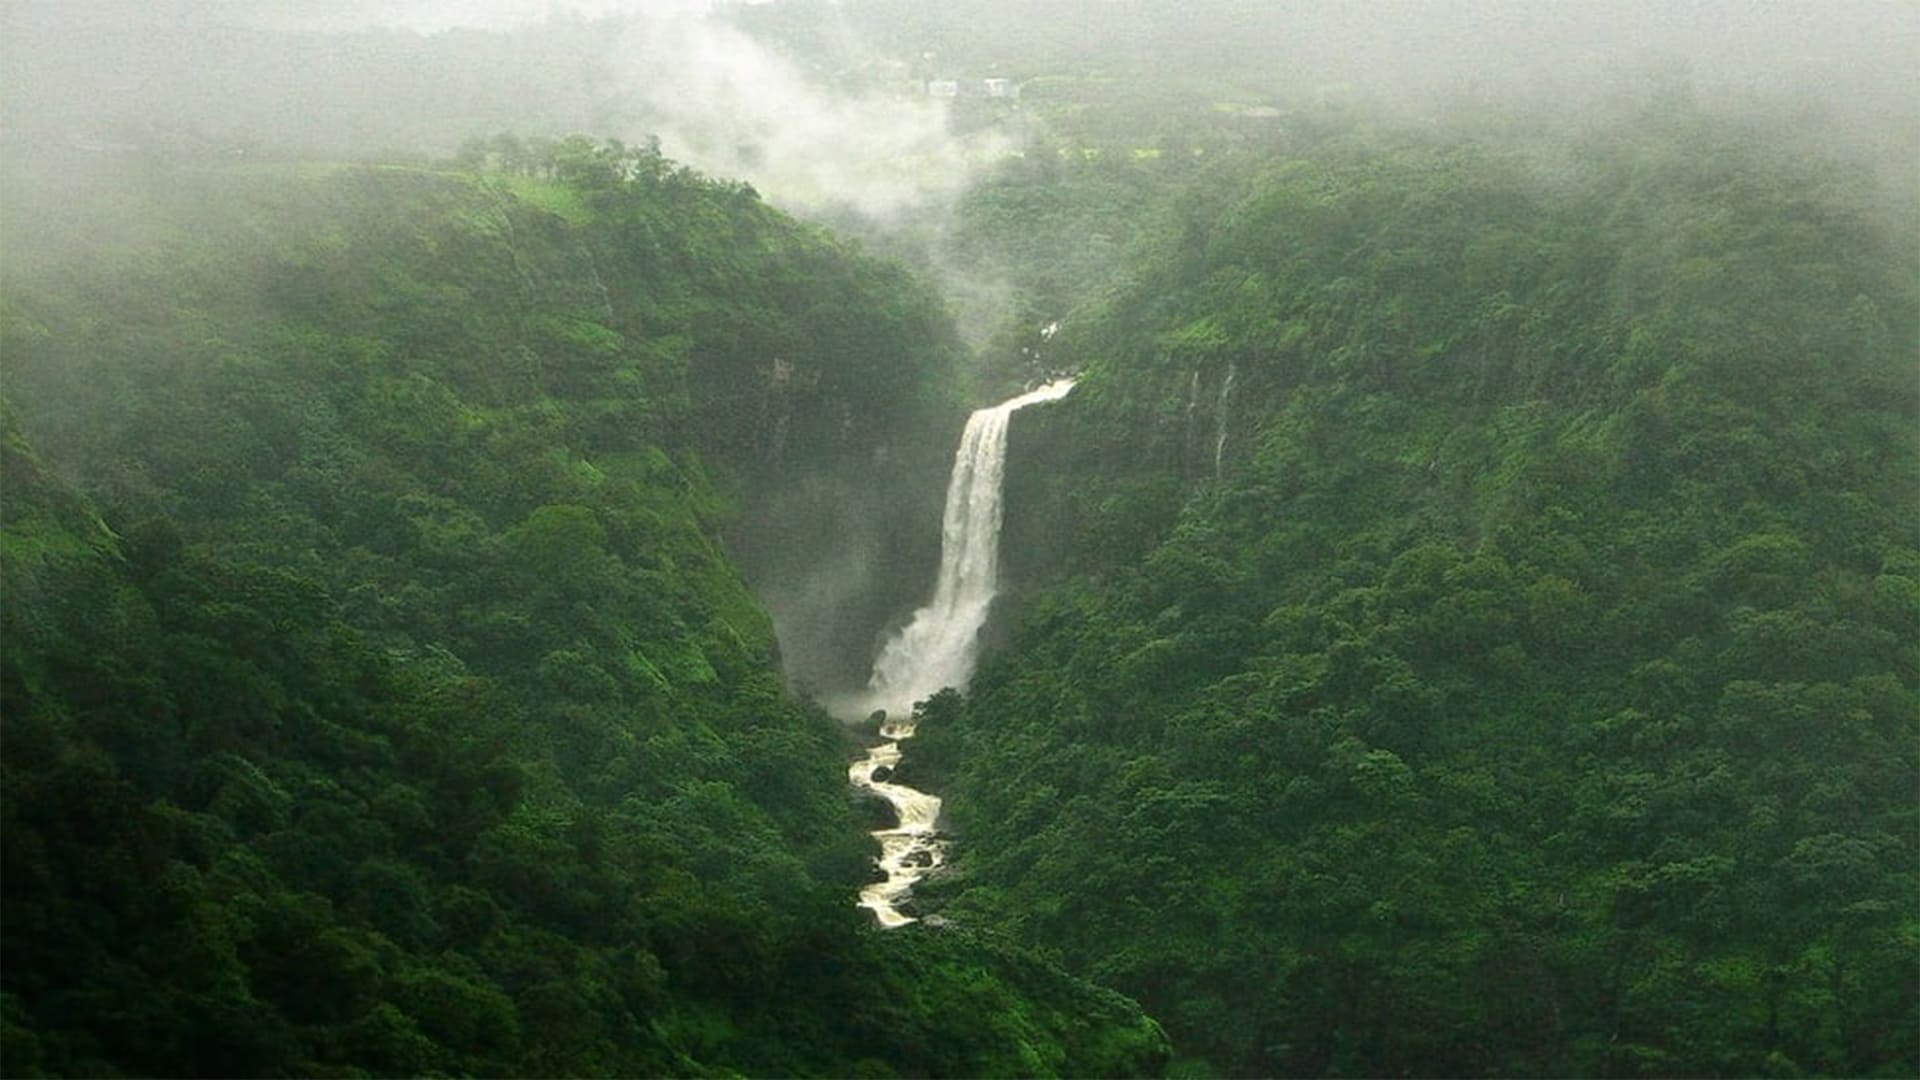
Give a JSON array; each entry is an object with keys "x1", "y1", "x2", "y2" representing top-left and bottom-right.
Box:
[
  {"x1": 0, "y1": 145, "x2": 1167, "y2": 1077},
  {"x1": 918, "y1": 111, "x2": 1919, "y2": 1076}
]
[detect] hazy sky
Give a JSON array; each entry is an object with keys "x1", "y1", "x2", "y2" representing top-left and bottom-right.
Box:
[
  {"x1": 217, "y1": 0, "x2": 740, "y2": 32},
  {"x1": 5, "y1": 1, "x2": 1914, "y2": 215},
  {"x1": 211, "y1": 0, "x2": 1918, "y2": 95},
  {"x1": 2, "y1": 0, "x2": 1000, "y2": 216}
]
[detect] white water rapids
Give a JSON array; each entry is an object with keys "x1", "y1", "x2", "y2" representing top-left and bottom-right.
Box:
[{"x1": 843, "y1": 378, "x2": 1076, "y2": 927}]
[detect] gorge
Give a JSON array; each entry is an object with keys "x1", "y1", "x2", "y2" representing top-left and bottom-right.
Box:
[{"x1": 2, "y1": 4, "x2": 1915, "y2": 1069}]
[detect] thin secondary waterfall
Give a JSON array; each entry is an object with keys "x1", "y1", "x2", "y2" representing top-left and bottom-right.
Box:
[
  {"x1": 1213, "y1": 360, "x2": 1237, "y2": 479},
  {"x1": 844, "y1": 377, "x2": 1076, "y2": 927}
]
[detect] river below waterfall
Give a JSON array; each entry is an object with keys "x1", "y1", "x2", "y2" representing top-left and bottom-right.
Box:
[
  {"x1": 847, "y1": 715, "x2": 945, "y2": 927},
  {"x1": 839, "y1": 378, "x2": 1076, "y2": 926}
]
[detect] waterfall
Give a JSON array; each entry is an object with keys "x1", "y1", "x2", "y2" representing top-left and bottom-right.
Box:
[
  {"x1": 1213, "y1": 360, "x2": 1237, "y2": 479},
  {"x1": 844, "y1": 377, "x2": 1076, "y2": 926},
  {"x1": 862, "y1": 377, "x2": 1077, "y2": 720},
  {"x1": 1184, "y1": 367, "x2": 1202, "y2": 473}
]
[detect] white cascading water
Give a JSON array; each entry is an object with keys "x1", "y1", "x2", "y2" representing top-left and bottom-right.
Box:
[
  {"x1": 1213, "y1": 359, "x2": 1237, "y2": 479},
  {"x1": 845, "y1": 377, "x2": 1076, "y2": 927}
]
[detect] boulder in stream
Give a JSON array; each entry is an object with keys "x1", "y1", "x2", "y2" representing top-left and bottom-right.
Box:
[{"x1": 852, "y1": 790, "x2": 898, "y2": 832}]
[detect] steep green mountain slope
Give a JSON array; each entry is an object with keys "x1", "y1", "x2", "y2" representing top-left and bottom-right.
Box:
[
  {"x1": 917, "y1": 113, "x2": 1919, "y2": 1076},
  {"x1": 0, "y1": 145, "x2": 1167, "y2": 1077}
]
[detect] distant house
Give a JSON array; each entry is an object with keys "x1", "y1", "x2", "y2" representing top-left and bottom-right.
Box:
[
  {"x1": 983, "y1": 77, "x2": 1020, "y2": 99},
  {"x1": 926, "y1": 79, "x2": 960, "y2": 98}
]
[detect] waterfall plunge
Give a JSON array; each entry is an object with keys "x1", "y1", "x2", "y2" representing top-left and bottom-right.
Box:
[{"x1": 860, "y1": 377, "x2": 1076, "y2": 720}]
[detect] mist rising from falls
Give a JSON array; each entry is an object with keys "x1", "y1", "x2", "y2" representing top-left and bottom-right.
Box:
[{"x1": 843, "y1": 377, "x2": 1076, "y2": 927}]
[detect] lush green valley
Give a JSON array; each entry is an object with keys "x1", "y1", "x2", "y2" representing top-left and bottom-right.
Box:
[
  {"x1": 913, "y1": 110, "x2": 1918, "y2": 1076},
  {"x1": 4, "y1": 3, "x2": 1917, "y2": 1074},
  {"x1": 0, "y1": 146, "x2": 1167, "y2": 1077}
]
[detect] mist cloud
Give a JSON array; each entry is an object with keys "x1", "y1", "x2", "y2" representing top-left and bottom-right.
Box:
[
  {"x1": 7, "y1": 1, "x2": 1911, "y2": 218},
  {"x1": 610, "y1": 14, "x2": 1010, "y2": 218},
  {"x1": 273, "y1": 0, "x2": 1016, "y2": 217},
  {"x1": 5, "y1": 0, "x2": 1008, "y2": 219},
  {"x1": 221, "y1": 0, "x2": 724, "y2": 33}
]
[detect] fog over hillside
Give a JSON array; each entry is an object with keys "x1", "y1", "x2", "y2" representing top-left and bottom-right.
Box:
[{"x1": 6, "y1": 1, "x2": 1914, "y2": 216}]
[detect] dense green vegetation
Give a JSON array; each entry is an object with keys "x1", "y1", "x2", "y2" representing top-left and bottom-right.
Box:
[
  {"x1": 0, "y1": 145, "x2": 1167, "y2": 1076},
  {"x1": 917, "y1": 108, "x2": 1919, "y2": 1077},
  {"x1": 5, "y1": 10, "x2": 1915, "y2": 1071}
]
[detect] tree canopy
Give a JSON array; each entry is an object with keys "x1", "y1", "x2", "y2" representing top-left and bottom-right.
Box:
[
  {"x1": 916, "y1": 109, "x2": 1918, "y2": 1078},
  {"x1": 0, "y1": 144, "x2": 1166, "y2": 1078}
]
